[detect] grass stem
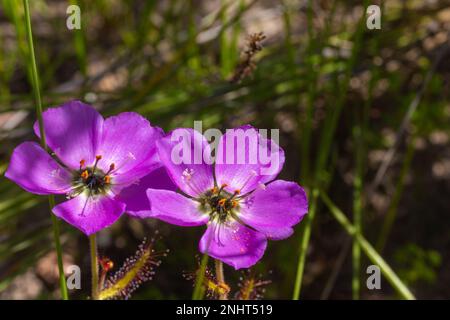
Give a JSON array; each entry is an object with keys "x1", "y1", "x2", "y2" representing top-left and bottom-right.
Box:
[
  {"x1": 292, "y1": 188, "x2": 318, "y2": 299},
  {"x1": 22, "y1": 0, "x2": 68, "y2": 300},
  {"x1": 321, "y1": 192, "x2": 416, "y2": 300}
]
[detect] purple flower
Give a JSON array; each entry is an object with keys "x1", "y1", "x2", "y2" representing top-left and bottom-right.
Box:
[
  {"x1": 144, "y1": 126, "x2": 308, "y2": 269},
  {"x1": 5, "y1": 101, "x2": 175, "y2": 235}
]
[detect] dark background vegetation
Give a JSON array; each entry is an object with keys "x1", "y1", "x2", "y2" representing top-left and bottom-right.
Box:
[{"x1": 0, "y1": 0, "x2": 450, "y2": 299}]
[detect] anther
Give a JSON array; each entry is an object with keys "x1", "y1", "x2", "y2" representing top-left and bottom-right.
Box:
[
  {"x1": 79, "y1": 159, "x2": 86, "y2": 169},
  {"x1": 93, "y1": 155, "x2": 102, "y2": 172},
  {"x1": 106, "y1": 163, "x2": 115, "y2": 175},
  {"x1": 104, "y1": 175, "x2": 111, "y2": 184},
  {"x1": 218, "y1": 199, "x2": 226, "y2": 207},
  {"x1": 227, "y1": 189, "x2": 241, "y2": 201},
  {"x1": 81, "y1": 170, "x2": 89, "y2": 180},
  {"x1": 217, "y1": 183, "x2": 228, "y2": 196}
]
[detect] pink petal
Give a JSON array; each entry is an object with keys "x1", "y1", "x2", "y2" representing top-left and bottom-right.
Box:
[
  {"x1": 116, "y1": 167, "x2": 177, "y2": 218},
  {"x1": 199, "y1": 220, "x2": 267, "y2": 269},
  {"x1": 5, "y1": 142, "x2": 72, "y2": 195},
  {"x1": 239, "y1": 180, "x2": 308, "y2": 240},
  {"x1": 156, "y1": 128, "x2": 214, "y2": 197},
  {"x1": 145, "y1": 188, "x2": 209, "y2": 226},
  {"x1": 97, "y1": 112, "x2": 164, "y2": 185},
  {"x1": 215, "y1": 125, "x2": 285, "y2": 195},
  {"x1": 34, "y1": 101, "x2": 103, "y2": 170},
  {"x1": 53, "y1": 194, "x2": 125, "y2": 235}
]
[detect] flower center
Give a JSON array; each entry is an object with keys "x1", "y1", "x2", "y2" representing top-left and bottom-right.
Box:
[
  {"x1": 69, "y1": 155, "x2": 115, "y2": 198},
  {"x1": 199, "y1": 185, "x2": 240, "y2": 223}
]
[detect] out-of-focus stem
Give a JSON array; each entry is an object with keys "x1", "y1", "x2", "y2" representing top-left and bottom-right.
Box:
[
  {"x1": 292, "y1": 188, "x2": 318, "y2": 299},
  {"x1": 23, "y1": 0, "x2": 68, "y2": 300},
  {"x1": 321, "y1": 192, "x2": 415, "y2": 300},
  {"x1": 352, "y1": 113, "x2": 365, "y2": 300},
  {"x1": 352, "y1": 150, "x2": 362, "y2": 300},
  {"x1": 376, "y1": 137, "x2": 415, "y2": 253}
]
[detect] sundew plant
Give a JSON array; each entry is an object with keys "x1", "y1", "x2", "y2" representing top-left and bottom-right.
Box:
[{"x1": 1, "y1": 0, "x2": 449, "y2": 300}]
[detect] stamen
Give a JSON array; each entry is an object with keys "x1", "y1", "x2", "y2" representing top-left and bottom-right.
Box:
[
  {"x1": 227, "y1": 189, "x2": 241, "y2": 201},
  {"x1": 231, "y1": 200, "x2": 238, "y2": 208},
  {"x1": 106, "y1": 163, "x2": 115, "y2": 175},
  {"x1": 217, "y1": 184, "x2": 228, "y2": 196},
  {"x1": 104, "y1": 175, "x2": 111, "y2": 184},
  {"x1": 218, "y1": 199, "x2": 226, "y2": 207},
  {"x1": 79, "y1": 159, "x2": 86, "y2": 169},
  {"x1": 93, "y1": 155, "x2": 102, "y2": 173}
]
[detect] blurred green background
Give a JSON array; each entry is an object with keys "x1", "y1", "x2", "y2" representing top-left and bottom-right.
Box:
[{"x1": 0, "y1": 0, "x2": 450, "y2": 299}]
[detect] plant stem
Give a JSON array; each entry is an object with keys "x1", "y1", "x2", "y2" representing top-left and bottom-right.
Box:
[
  {"x1": 214, "y1": 259, "x2": 228, "y2": 300},
  {"x1": 352, "y1": 106, "x2": 365, "y2": 300},
  {"x1": 89, "y1": 234, "x2": 99, "y2": 300},
  {"x1": 376, "y1": 135, "x2": 416, "y2": 253},
  {"x1": 292, "y1": 188, "x2": 318, "y2": 299},
  {"x1": 192, "y1": 253, "x2": 209, "y2": 300},
  {"x1": 321, "y1": 192, "x2": 416, "y2": 300},
  {"x1": 352, "y1": 26, "x2": 381, "y2": 299},
  {"x1": 193, "y1": 227, "x2": 217, "y2": 300},
  {"x1": 50, "y1": 201, "x2": 68, "y2": 299},
  {"x1": 352, "y1": 152, "x2": 362, "y2": 300},
  {"x1": 22, "y1": 0, "x2": 68, "y2": 300}
]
